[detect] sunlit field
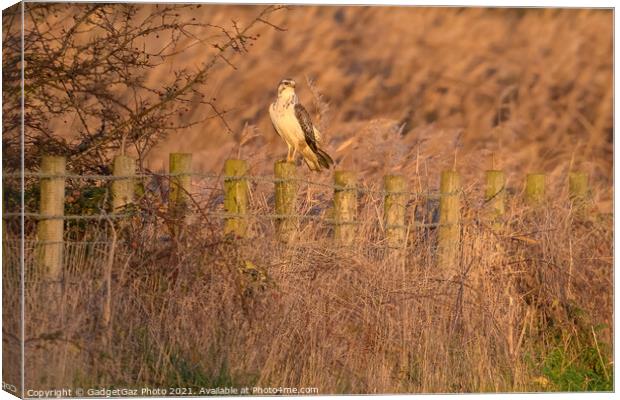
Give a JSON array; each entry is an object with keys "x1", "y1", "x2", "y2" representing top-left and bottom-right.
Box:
[{"x1": 2, "y1": 4, "x2": 612, "y2": 394}]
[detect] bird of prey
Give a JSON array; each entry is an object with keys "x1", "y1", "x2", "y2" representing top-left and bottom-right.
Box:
[{"x1": 269, "y1": 78, "x2": 334, "y2": 172}]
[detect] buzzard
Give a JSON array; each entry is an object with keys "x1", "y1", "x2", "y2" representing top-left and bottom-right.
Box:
[{"x1": 269, "y1": 78, "x2": 334, "y2": 171}]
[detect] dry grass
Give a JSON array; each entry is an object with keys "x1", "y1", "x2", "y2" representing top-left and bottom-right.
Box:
[
  {"x1": 5, "y1": 172, "x2": 613, "y2": 393},
  {"x1": 137, "y1": 7, "x2": 612, "y2": 212},
  {"x1": 39, "y1": 6, "x2": 612, "y2": 212},
  {"x1": 3, "y1": 5, "x2": 613, "y2": 395}
]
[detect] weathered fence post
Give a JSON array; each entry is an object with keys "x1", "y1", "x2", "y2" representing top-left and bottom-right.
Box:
[
  {"x1": 169, "y1": 153, "x2": 192, "y2": 218},
  {"x1": 485, "y1": 170, "x2": 505, "y2": 228},
  {"x1": 112, "y1": 155, "x2": 135, "y2": 210},
  {"x1": 274, "y1": 160, "x2": 297, "y2": 241},
  {"x1": 568, "y1": 171, "x2": 589, "y2": 214},
  {"x1": 437, "y1": 170, "x2": 460, "y2": 269},
  {"x1": 37, "y1": 155, "x2": 66, "y2": 280},
  {"x1": 384, "y1": 175, "x2": 407, "y2": 247},
  {"x1": 333, "y1": 171, "x2": 357, "y2": 245},
  {"x1": 224, "y1": 159, "x2": 249, "y2": 237},
  {"x1": 526, "y1": 173, "x2": 545, "y2": 205}
]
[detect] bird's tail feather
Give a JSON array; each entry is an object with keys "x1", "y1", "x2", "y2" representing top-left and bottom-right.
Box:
[{"x1": 315, "y1": 148, "x2": 334, "y2": 170}]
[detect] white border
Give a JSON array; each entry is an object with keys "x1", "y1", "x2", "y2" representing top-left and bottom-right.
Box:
[{"x1": 0, "y1": 1, "x2": 615, "y2": 400}]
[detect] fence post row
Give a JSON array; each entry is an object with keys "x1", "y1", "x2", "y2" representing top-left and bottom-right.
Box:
[
  {"x1": 224, "y1": 159, "x2": 249, "y2": 237},
  {"x1": 485, "y1": 169, "x2": 505, "y2": 230},
  {"x1": 112, "y1": 155, "x2": 135, "y2": 210},
  {"x1": 333, "y1": 170, "x2": 357, "y2": 245},
  {"x1": 37, "y1": 155, "x2": 66, "y2": 280},
  {"x1": 384, "y1": 175, "x2": 407, "y2": 247},
  {"x1": 437, "y1": 170, "x2": 461, "y2": 269},
  {"x1": 28, "y1": 154, "x2": 594, "y2": 261},
  {"x1": 526, "y1": 173, "x2": 545, "y2": 205},
  {"x1": 274, "y1": 160, "x2": 298, "y2": 242}
]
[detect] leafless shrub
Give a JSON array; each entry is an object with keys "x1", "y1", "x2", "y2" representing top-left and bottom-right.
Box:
[{"x1": 2, "y1": 3, "x2": 285, "y2": 173}]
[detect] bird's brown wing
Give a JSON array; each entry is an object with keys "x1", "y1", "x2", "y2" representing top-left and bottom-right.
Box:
[{"x1": 294, "y1": 103, "x2": 319, "y2": 153}]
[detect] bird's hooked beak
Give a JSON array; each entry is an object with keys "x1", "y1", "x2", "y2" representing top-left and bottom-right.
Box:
[{"x1": 278, "y1": 78, "x2": 296, "y2": 93}]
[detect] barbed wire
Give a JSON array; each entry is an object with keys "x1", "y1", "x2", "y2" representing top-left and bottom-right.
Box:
[
  {"x1": 1, "y1": 210, "x2": 463, "y2": 228},
  {"x1": 2, "y1": 171, "x2": 444, "y2": 198},
  {"x1": 1, "y1": 170, "x2": 465, "y2": 231},
  {"x1": 3, "y1": 171, "x2": 221, "y2": 180},
  {"x1": 2, "y1": 212, "x2": 134, "y2": 220},
  {"x1": 3, "y1": 239, "x2": 113, "y2": 245}
]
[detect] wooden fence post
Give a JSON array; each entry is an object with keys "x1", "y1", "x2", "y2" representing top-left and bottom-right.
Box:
[
  {"x1": 112, "y1": 155, "x2": 135, "y2": 210},
  {"x1": 526, "y1": 173, "x2": 545, "y2": 205},
  {"x1": 169, "y1": 153, "x2": 192, "y2": 218},
  {"x1": 37, "y1": 155, "x2": 66, "y2": 280},
  {"x1": 274, "y1": 160, "x2": 297, "y2": 241},
  {"x1": 224, "y1": 159, "x2": 248, "y2": 237},
  {"x1": 568, "y1": 171, "x2": 589, "y2": 209},
  {"x1": 485, "y1": 170, "x2": 505, "y2": 228},
  {"x1": 334, "y1": 171, "x2": 357, "y2": 244},
  {"x1": 384, "y1": 175, "x2": 407, "y2": 247},
  {"x1": 437, "y1": 170, "x2": 460, "y2": 269}
]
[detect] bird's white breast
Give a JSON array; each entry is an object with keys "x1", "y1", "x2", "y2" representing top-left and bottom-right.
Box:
[{"x1": 270, "y1": 100, "x2": 304, "y2": 147}]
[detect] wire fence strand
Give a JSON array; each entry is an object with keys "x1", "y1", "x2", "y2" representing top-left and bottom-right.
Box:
[
  {"x1": 2, "y1": 170, "x2": 459, "y2": 233},
  {"x1": 2, "y1": 210, "x2": 466, "y2": 229},
  {"x1": 3, "y1": 171, "x2": 443, "y2": 198}
]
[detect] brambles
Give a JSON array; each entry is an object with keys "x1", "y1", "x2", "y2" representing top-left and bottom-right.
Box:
[{"x1": 2, "y1": 3, "x2": 285, "y2": 174}]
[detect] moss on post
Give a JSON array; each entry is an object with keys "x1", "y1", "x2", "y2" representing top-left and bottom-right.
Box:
[
  {"x1": 37, "y1": 155, "x2": 66, "y2": 280},
  {"x1": 569, "y1": 171, "x2": 588, "y2": 201},
  {"x1": 485, "y1": 170, "x2": 505, "y2": 229},
  {"x1": 569, "y1": 171, "x2": 589, "y2": 216},
  {"x1": 224, "y1": 159, "x2": 249, "y2": 237},
  {"x1": 437, "y1": 170, "x2": 460, "y2": 269},
  {"x1": 274, "y1": 160, "x2": 297, "y2": 242},
  {"x1": 384, "y1": 175, "x2": 407, "y2": 247},
  {"x1": 526, "y1": 173, "x2": 545, "y2": 205},
  {"x1": 112, "y1": 155, "x2": 135, "y2": 210},
  {"x1": 333, "y1": 171, "x2": 357, "y2": 245},
  {"x1": 169, "y1": 153, "x2": 192, "y2": 216}
]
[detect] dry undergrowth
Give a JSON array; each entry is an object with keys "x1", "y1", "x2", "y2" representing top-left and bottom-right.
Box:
[
  {"x1": 2, "y1": 5, "x2": 612, "y2": 394},
  {"x1": 7, "y1": 173, "x2": 612, "y2": 393}
]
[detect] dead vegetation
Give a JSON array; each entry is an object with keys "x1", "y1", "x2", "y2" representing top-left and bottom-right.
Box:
[
  {"x1": 8, "y1": 175, "x2": 612, "y2": 393},
  {"x1": 2, "y1": 4, "x2": 613, "y2": 394}
]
